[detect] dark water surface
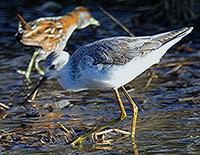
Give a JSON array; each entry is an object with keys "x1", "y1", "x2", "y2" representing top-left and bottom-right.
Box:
[{"x1": 0, "y1": 1, "x2": 200, "y2": 155}]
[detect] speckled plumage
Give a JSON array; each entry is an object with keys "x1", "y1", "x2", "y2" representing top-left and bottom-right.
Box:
[
  {"x1": 69, "y1": 27, "x2": 191, "y2": 66},
  {"x1": 16, "y1": 6, "x2": 99, "y2": 81},
  {"x1": 16, "y1": 6, "x2": 99, "y2": 52},
  {"x1": 43, "y1": 27, "x2": 193, "y2": 90}
]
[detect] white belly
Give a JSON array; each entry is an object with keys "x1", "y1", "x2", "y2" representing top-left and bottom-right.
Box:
[
  {"x1": 107, "y1": 51, "x2": 162, "y2": 88},
  {"x1": 58, "y1": 36, "x2": 183, "y2": 90},
  {"x1": 107, "y1": 39, "x2": 181, "y2": 88},
  {"x1": 58, "y1": 50, "x2": 166, "y2": 91}
]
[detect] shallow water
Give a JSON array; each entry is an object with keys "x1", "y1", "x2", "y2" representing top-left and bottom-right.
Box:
[{"x1": 0, "y1": 1, "x2": 200, "y2": 155}]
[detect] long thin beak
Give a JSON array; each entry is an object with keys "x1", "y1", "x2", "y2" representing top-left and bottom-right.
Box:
[
  {"x1": 21, "y1": 76, "x2": 47, "y2": 104},
  {"x1": 89, "y1": 18, "x2": 100, "y2": 26}
]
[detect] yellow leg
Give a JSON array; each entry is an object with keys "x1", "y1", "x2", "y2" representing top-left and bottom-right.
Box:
[
  {"x1": 121, "y1": 86, "x2": 138, "y2": 143},
  {"x1": 17, "y1": 50, "x2": 39, "y2": 82},
  {"x1": 35, "y1": 58, "x2": 44, "y2": 75},
  {"x1": 133, "y1": 143, "x2": 139, "y2": 155},
  {"x1": 71, "y1": 88, "x2": 126, "y2": 146},
  {"x1": 114, "y1": 88, "x2": 127, "y2": 120}
]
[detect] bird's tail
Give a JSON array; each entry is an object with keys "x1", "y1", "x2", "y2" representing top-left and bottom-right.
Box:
[
  {"x1": 147, "y1": 27, "x2": 193, "y2": 65},
  {"x1": 15, "y1": 13, "x2": 31, "y2": 41},
  {"x1": 152, "y1": 27, "x2": 193, "y2": 45},
  {"x1": 16, "y1": 13, "x2": 31, "y2": 31}
]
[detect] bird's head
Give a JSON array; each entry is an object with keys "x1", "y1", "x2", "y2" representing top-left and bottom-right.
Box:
[
  {"x1": 21, "y1": 51, "x2": 69, "y2": 104},
  {"x1": 43, "y1": 51, "x2": 70, "y2": 79},
  {"x1": 75, "y1": 6, "x2": 100, "y2": 29}
]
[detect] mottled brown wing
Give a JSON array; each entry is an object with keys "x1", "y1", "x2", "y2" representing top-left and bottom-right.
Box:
[{"x1": 21, "y1": 18, "x2": 66, "y2": 51}]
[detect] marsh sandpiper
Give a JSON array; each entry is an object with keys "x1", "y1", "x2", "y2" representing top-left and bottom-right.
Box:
[{"x1": 22, "y1": 27, "x2": 193, "y2": 145}]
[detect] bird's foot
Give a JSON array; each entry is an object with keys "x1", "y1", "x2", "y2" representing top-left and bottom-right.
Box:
[
  {"x1": 17, "y1": 69, "x2": 31, "y2": 83},
  {"x1": 120, "y1": 113, "x2": 127, "y2": 120},
  {"x1": 71, "y1": 136, "x2": 85, "y2": 146}
]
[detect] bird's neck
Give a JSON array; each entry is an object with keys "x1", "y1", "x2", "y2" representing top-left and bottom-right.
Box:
[
  {"x1": 62, "y1": 10, "x2": 82, "y2": 30},
  {"x1": 59, "y1": 24, "x2": 78, "y2": 50},
  {"x1": 57, "y1": 13, "x2": 82, "y2": 50}
]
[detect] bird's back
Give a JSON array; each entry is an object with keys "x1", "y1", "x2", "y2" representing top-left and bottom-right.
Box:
[
  {"x1": 17, "y1": 12, "x2": 79, "y2": 52},
  {"x1": 71, "y1": 27, "x2": 193, "y2": 64},
  {"x1": 65, "y1": 27, "x2": 193, "y2": 89}
]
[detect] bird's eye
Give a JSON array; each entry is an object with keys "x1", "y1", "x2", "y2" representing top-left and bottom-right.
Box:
[{"x1": 49, "y1": 64, "x2": 56, "y2": 70}]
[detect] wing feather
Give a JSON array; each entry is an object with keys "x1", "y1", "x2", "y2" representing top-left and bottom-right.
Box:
[{"x1": 71, "y1": 37, "x2": 162, "y2": 66}]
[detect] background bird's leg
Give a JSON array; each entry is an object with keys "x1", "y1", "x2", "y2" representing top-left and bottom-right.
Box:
[
  {"x1": 17, "y1": 50, "x2": 39, "y2": 82},
  {"x1": 35, "y1": 55, "x2": 45, "y2": 75},
  {"x1": 71, "y1": 88, "x2": 127, "y2": 146},
  {"x1": 121, "y1": 86, "x2": 138, "y2": 143},
  {"x1": 31, "y1": 88, "x2": 39, "y2": 101},
  {"x1": 28, "y1": 54, "x2": 46, "y2": 101},
  {"x1": 26, "y1": 50, "x2": 40, "y2": 78}
]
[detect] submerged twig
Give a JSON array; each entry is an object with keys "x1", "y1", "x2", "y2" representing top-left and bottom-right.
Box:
[
  {"x1": 178, "y1": 96, "x2": 200, "y2": 103},
  {"x1": 0, "y1": 102, "x2": 10, "y2": 110},
  {"x1": 95, "y1": 128, "x2": 130, "y2": 136},
  {"x1": 58, "y1": 123, "x2": 76, "y2": 142},
  {"x1": 58, "y1": 123, "x2": 71, "y2": 133},
  {"x1": 47, "y1": 129, "x2": 57, "y2": 142},
  {"x1": 92, "y1": 128, "x2": 130, "y2": 144},
  {"x1": 163, "y1": 65, "x2": 182, "y2": 76},
  {"x1": 31, "y1": 89, "x2": 39, "y2": 101},
  {"x1": 143, "y1": 71, "x2": 157, "y2": 89},
  {"x1": 157, "y1": 59, "x2": 198, "y2": 68}
]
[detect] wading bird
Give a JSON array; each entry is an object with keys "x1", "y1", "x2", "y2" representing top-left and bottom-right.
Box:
[
  {"x1": 16, "y1": 6, "x2": 100, "y2": 82},
  {"x1": 22, "y1": 27, "x2": 193, "y2": 145}
]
